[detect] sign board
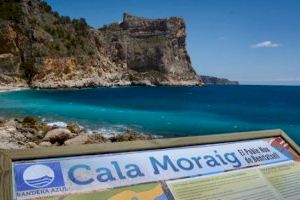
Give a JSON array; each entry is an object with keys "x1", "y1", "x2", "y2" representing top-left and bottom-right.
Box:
[{"x1": 1, "y1": 129, "x2": 300, "y2": 200}]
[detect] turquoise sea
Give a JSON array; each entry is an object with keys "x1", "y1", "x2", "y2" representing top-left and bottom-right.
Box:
[{"x1": 0, "y1": 85, "x2": 300, "y2": 145}]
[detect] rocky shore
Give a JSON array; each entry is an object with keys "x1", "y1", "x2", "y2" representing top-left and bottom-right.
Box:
[{"x1": 0, "y1": 116, "x2": 153, "y2": 150}]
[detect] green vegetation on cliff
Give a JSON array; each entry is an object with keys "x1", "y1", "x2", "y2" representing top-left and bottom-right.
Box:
[{"x1": 0, "y1": 0, "x2": 23, "y2": 22}]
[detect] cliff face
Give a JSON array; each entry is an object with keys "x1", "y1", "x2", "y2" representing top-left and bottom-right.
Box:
[{"x1": 0, "y1": 0, "x2": 202, "y2": 88}]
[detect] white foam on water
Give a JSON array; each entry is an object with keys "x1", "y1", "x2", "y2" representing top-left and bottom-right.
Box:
[
  {"x1": 0, "y1": 88, "x2": 29, "y2": 93},
  {"x1": 47, "y1": 121, "x2": 68, "y2": 127},
  {"x1": 45, "y1": 120, "x2": 161, "y2": 139}
]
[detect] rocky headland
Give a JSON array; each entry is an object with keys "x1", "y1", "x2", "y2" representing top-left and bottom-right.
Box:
[
  {"x1": 200, "y1": 75, "x2": 239, "y2": 85},
  {"x1": 0, "y1": 116, "x2": 153, "y2": 149},
  {"x1": 0, "y1": 0, "x2": 202, "y2": 89}
]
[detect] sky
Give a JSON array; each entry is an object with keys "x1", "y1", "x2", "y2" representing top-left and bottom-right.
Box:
[{"x1": 45, "y1": 0, "x2": 300, "y2": 85}]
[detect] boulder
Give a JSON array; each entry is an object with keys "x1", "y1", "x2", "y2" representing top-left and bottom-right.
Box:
[
  {"x1": 43, "y1": 128, "x2": 75, "y2": 144},
  {"x1": 64, "y1": 135, "x2": 91, "y2": 146}
]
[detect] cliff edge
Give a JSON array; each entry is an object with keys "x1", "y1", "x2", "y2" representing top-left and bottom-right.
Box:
[{"x1": 0, "y1": 0, "x2": 202, "y2": 88}]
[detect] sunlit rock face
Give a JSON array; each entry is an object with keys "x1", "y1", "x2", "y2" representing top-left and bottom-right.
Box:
[{"x1": 0, "y1": 1, "x2": 202, "y2": 88}]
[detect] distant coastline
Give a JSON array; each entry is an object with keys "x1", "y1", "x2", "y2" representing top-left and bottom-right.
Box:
[{"x1": 200, "y1": 75, "x2": 239, "y2": 85}]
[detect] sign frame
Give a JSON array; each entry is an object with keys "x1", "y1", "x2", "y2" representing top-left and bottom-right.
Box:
[{"x1": 1, "y1": 129, "x2": 299, "y2": 200}]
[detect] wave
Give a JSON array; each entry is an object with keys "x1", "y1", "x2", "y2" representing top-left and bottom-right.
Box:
[
  {"x1": 26, "y1": 176, "x2": 53, "y2": 187},
  {"x1": 26, "y1": 175, "x2": 53, "y2": 183},
  {"x1": 28, "y1": 180, "x2": 52, "y2": 187}
]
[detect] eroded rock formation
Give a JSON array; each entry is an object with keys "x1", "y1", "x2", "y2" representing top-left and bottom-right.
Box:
[{"x1": 0, "y1": 0, "x2": 202, "y2": 88}]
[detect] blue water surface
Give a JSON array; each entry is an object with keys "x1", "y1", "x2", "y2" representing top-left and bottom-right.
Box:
[{"x1": 0, "y1": 85, "x2": 299, "y2": 144}]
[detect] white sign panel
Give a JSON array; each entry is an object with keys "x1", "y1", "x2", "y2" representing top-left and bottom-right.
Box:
[{"x1": 13, "y1": 138, "x2": 290, "y2": 199}]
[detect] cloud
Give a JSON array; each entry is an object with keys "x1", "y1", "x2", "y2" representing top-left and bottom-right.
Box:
[{"x1": 251, "y1": 41, "x2": 281, "y2": 48}]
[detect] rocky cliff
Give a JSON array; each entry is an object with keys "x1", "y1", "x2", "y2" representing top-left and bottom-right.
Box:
[{"x1": 0, "y1": 0, "x2": 202, "y2": 88}]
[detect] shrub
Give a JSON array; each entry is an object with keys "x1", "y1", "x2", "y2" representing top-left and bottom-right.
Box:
[
  {"x1": 0, "y1": 0, "x2": 23, "y2": 22},
  {"x1": 22, "y1": 116, "x2": 38, "y2": 125},
  {"x1": 63, "y1": 66, "x2": 71, "y2": 74},
  {"x1": 72, "y1": 18, "x2": 89, "y2": 35},
  {"x1": 61, "y1": 16, "x2": 71, "y2": 24},
  {"x1": 21, "y1": 59, "x2": 37, "y2": 83},
  {"x1": 88, "y1": 50, "x2": 95, "y2": 56},
  {"x1": 67, "y1": 123, "x2": 81, "y2": 134},
  {"x1": 40, "y1": 1, "x2": 52, "y2": 12}
]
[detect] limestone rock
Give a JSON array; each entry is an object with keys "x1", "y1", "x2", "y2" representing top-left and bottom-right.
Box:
[
  {"x1": 0, "y1": 116, "x2": 154, "y2": 149},
  {"x1": 0, "y1": 126, "x2": 27, "y2": 149},
  {"x1": 64, "y1": 135, "x2": 91, "y2": 146},
  {"x1": 43, "y1": 128, "x2": 75, "y2": 144}
]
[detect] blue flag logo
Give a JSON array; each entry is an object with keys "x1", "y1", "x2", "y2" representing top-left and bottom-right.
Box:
[{"x1": 14, "y1": 162, "x2": 65, "y2": 191}]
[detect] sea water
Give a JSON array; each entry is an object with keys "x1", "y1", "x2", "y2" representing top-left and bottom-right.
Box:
[{"x1": 0, "y1": 85, "x2": 299, "y2": 144}]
